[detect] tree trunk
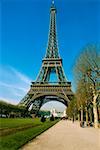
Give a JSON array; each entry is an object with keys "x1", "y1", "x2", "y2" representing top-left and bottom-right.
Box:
[
  {"x1": 86, "y1": 107, "x2": 88, "y2": 126},
  {"x1": 98, "y1": 106, "x2": 100, "y2": 122},
  {"x1": 93, "y1": 95, "x2": 98, "y2": 128},
  {"x1": 89, "y1": 107, "x2": 93, "y2": 123},
  {"x1": 78, "y1": 112, "x2": 80, "y2": 121},
  {"x1": 81, "y1": 107, "x2": 83, "y2": 122}
]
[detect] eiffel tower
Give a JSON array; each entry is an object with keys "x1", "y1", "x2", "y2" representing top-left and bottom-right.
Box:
[{"x1": 19, "y1": 1, "x2": 73, "y2": 114}]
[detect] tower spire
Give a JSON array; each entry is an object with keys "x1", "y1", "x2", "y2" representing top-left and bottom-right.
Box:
[{"x1": 45, "y1": 0, "x2": 59, "y2": 58}]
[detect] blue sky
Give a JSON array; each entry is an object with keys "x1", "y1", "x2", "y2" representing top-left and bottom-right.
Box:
[{"x1": 0, "y1": 0, "x2": 100, "y2": 111}]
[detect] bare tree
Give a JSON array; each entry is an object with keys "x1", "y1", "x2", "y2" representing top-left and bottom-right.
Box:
[{"x1": 74, "y1": 44, "x2": 100, "y2": 128}]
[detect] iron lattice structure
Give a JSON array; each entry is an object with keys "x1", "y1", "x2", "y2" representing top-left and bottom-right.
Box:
[{"x1": 19, "y1": 1, "x2": 73, "y2": 114}]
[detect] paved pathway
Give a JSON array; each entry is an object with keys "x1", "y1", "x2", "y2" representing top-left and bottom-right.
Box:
[{"x1": 21, "y1": 120, "x2": 100, "y2": 150}]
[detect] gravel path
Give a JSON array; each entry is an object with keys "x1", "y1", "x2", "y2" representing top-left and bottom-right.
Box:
[{"x1": 21, "y1": 120, "x2": 100, "y2": 150}]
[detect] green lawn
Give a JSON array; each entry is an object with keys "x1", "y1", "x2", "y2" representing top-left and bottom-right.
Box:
[
  {"x1": 0, "y1": 118, "x2": 42, "y2": 129},
  {"x1": 0, "y1": 118, "x2": 59, "y2": 150}
]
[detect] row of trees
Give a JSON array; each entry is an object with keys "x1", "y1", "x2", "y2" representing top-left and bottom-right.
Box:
[
  {"x1": 67, "y1": 44, "x2": 100, "y2": 128},
  {"x1": 0, "y1": 101, "x2": 30, "y2": 118}
]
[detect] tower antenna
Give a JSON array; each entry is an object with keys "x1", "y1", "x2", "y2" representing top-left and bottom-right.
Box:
[{"x1": 52, "y1": 0, "x2": 54, "y2": 5}]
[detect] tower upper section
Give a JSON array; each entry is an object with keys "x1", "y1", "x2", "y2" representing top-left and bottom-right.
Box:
[{"x1": 45, "y1": 1, "x2": 60, "y2": 59}]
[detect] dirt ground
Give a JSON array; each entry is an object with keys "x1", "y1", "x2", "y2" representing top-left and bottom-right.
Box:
[{"x1": 21, "y1": 120, "x2": 100, "y2": 150}]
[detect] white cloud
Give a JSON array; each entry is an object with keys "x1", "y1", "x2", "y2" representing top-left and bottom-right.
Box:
[
  {"x1": 0, "y1": 66, "x2": 32, "y2": 104},
  {"x1": 9, "y1": 66, "x2": 31, "y2": 84},
  {"x1": 0, "y1": 81, "x2": 28, "y2": 92}
]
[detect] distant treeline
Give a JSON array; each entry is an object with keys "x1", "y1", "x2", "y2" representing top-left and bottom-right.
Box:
[
  {"x1": 0, "y1": 101, "x2": 51, "y2": 118},
  {"x1": 0, "y1": 101, "x2": 30, "y2": 118}
]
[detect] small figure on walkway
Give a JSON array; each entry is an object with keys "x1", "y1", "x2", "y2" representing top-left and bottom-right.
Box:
[
  {"x1": 50, "y1": 114, "x2": 54, "y2": 121},
  {"x1": 41, "y1": 115, "x2": 46, "y2": 122},
  {"x1": 80, "y1": 121, "x2": 84, "y2": 128},
  {"x1": 87, "y1": 121, "x2": 93, "y2": 127}
]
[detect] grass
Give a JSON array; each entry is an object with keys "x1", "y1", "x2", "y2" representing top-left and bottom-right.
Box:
[
  {"x1": 0, "y1": 118, "x2": 59, "y2": 150},
  {"x1": 0, "y1": 118, "x2": 42, "y2": 136},
  {"x1": 0, "y1": 118, "x2": 41, "y2": 129}
]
